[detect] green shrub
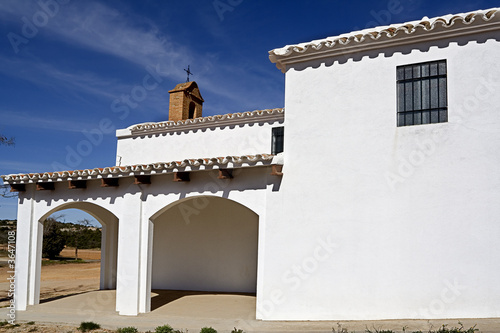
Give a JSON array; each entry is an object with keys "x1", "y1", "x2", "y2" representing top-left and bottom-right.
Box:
[
  {"x1": 117, "y1": 327, "x2": 139, "y2": 333},
  {"x1": 155, "y1": 325, "x2": 174, "y2": 333},
  {"x1": 231, "y1": 328, "x2": 244, "y2": 333},
  {"x1": 200, "y1": 327, "x2": 217, "y2": 333},
  {"x1": 78, "y1": 321, "x2": 101, "y2": 332},
  {"x1": 42, "y1": 218, "x2": 66, "y2": 259}
]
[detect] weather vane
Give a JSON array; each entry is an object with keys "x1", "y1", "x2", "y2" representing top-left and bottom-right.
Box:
[{"x1": 184, "y1": 65, "x2": 193, "y2": 82}]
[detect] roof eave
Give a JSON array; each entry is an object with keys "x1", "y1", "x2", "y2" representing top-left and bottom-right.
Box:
[
  {"x1": 269, "y1": 9, "x2": 500, "y2": 72},
  {"x1": 1, "y1": 153, "x2": 282, "y2": 185}
]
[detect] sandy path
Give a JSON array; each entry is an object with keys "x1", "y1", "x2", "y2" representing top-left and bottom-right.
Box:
[{"x1": 0, "y1": 260, "x2": 100, "y2": 307}]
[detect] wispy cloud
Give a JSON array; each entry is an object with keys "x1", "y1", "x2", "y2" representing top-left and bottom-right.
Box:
[
  {"x1": 33, "y1": 1, "x2": 188, "y2": 81},
  {"x1": 0, "y1": 0, "x2": 283, "y2": 115},
  {"x1": 0, "y1": 110, "x2": 99, "y2": 133},
  {"x1": 0, "y1": 159, "x2": 54, "y2": 174},
  {"x1": 0, "y1": 55, "x2": 120, "y2": 100}
]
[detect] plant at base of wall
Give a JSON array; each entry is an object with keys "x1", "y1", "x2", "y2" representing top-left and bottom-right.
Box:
[
  {"x1": 78, "y1": 321, "x2": 101, "y2": 332},
  {"x1": 231, "y1": 328, "x2": 245, "y2": 333},
  {"x1": 200, "y1": 327, "x2": 217, "y2": 333},
  {"x1": 117, "y1": 327, "x2": 139, "y2": 333},
  {"x1": 155, "y1": 325, "x2": 174, "y2": 333}
]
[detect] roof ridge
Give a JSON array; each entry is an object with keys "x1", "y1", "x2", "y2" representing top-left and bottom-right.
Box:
[
  {"x1": 269, "y1": 7, "x2": 500, "y2": 70},
  {"x1": 127, "y1": 107, "x2": 284, "y2": 134}
]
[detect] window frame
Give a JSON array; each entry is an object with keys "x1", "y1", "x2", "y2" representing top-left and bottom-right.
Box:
[
  {"x1": 396, "y1": 60, "x2": 448, "y2": 127},
  {"x1": 271, "y1": 126, "x2": 284, "y2": 155}
]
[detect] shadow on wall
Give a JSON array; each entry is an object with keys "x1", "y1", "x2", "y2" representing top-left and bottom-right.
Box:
[
  {"x1": 151, "y1": 196, "x2": 259, "y2": 295},
  {"x1": 290, "y1": 33, "x2": 499, "y2": 72},
  {"x1": 150, "y1": 289, "x2": 255, "y2": 311}
]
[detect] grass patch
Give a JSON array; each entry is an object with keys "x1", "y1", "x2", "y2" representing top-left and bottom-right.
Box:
[
  {"x1": 331, "y1": 322, "x2": 480, "y2": 333},
  {"x1": 200, "y1": 327, "x2": 217, "y2": 333},
  {"x1": 117, "y1": 327, "x2": 138, "y2": 333},
  {"x1": 42, "y1": 259, "x2": 87, "y2": 266},
  {"x1": 231, "y1": 328, "x2": 245, "y2": 333},
  {"x1": 78, "y1": 321, "x2": 101, "y2": 332},
  {"x1": 405, "y1": 322, "x2": 479, "y2": 333},
  {"x1": 155, "y1": 325, "x2": 174, "y2": 333}
]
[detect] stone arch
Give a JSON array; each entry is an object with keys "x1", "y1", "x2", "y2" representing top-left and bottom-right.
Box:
[
  {"x1": 148, "y1": 195, "x2": 259, "y2": 305},
  {"x1": 37, "y1": 202, "x2": 119, "y2": 292}
]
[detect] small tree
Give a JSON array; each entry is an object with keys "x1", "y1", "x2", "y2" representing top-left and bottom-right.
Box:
[
  {"x1": 1, "y1": 132, "x2": 16, "y2": 199},
  {"x1": 0, "y1": 133, "x2": 14, "y2": 146},
  {"x1": 42, "y1": 218, "x2": 66, "y2": 259},
  {"x1": 73, "y1": 219, "x2": 94, "y2": 260}
]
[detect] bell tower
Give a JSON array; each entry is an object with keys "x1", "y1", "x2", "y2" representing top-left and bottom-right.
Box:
[{"x1": 168, "y1": 81, "x2": 204, "y2": 121}]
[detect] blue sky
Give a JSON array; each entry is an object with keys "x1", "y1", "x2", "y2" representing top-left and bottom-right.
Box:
[{"x1": 0, "y1": 0, "x2": 498, "y2": 223}]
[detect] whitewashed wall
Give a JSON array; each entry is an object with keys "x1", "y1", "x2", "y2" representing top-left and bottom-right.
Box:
[
  {"x1": 261, "y1": 36, "x2": 500, "y2": 320},
  {"x1": 116, "y1": 120, "x2": 283, "y2": 165}
]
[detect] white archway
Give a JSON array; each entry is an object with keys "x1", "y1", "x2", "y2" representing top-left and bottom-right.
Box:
[
  {"x1": 31, "y1": 202, "x2": 119, "y2": 305},
  {"x1": 148, "y1": 196, "x2": 259, "y2": 309}
]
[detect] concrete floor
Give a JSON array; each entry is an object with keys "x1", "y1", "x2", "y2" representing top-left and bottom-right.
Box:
[{"x1": 2, "y1": 290, "x2": 500, "y2": 332}]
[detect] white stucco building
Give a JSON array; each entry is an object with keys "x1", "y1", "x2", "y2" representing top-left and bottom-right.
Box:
[{"x1": 3, "y1": 8, "x2": 500, "y2": 320}]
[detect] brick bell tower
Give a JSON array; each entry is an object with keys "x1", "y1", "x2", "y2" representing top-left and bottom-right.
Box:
[{"x1": 168, "y1": 81, "x2": 204, "y2": 121}]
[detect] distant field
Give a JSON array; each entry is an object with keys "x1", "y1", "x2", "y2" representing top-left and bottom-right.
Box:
[{"x1": 58, "y1": 247, "x2": 101, "y2": 260}]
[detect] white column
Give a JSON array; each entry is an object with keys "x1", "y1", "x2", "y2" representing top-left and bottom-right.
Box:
[
  {"x1": 115, "y1": 191, "x2": 144, "y2": 316},
  {"x1": 138, "y1": 219, "x2": 153, "y2": 313},
  {"x1": 14, "y1": 187, "x2": 40, "y2": 310},
  {"x1": 28, "y1": 221, "x2": 42, "y2": 306},
  {"x1": 100, "y1": 219, "x2": 118, "y2": 290}
]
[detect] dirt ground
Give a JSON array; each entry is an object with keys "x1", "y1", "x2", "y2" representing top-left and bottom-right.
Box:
[
  {"x1": 0, "y1": 322, "x2": 116, "y2": 333},
  {"x1": 0, "y1": 249, "x2": 101, "y2": 307},
  {"x1": 0, "y1": 249, "x2": 103, "y2": 331}
]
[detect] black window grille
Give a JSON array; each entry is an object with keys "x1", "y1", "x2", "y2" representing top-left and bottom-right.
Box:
[
  {"x1": 271, "y1": 127, "x2": 284, "y2": 155},
  {"x1": 397, "y1": 60, "x2": 448, "y2": 127}
]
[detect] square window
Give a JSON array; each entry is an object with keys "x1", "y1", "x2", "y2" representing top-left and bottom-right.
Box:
[{"x1": 397, "y1": 60, "x2": 448, "y2": 127}]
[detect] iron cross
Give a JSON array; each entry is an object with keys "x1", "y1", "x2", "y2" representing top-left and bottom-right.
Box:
[{"x1": 184, "y1": 65, "x2": 193, "y2": 82}]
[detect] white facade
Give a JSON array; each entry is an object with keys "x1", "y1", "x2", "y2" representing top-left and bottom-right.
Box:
[{"x1": 3, "y1": 8, "x2": 500, "y2": 321}]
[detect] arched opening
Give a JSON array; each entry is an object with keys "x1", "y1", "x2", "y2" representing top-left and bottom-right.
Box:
[
  {"x1": 149, "y1": 196, "x2": 258, "y2": 311},
  {"x1": 39, "y1": 209, "x2": 101, "y2": 303},
  {"x1": 34, "y1": 202, "x2": 119, "y2": 306},
  {"x1": 188, "y1": 102, "x2": 196, "y2": 119}
]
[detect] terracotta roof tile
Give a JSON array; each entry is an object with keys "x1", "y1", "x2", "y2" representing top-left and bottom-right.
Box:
[
  {"x1": 126, "y1": 108, "x2": 284, "y2": 136},
  {"x1": 269, "y1": 8, "x2": 500, "y2": 71},
  {"x1": 1, "y1": 154, "x2": 281, "y2": 184}
]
